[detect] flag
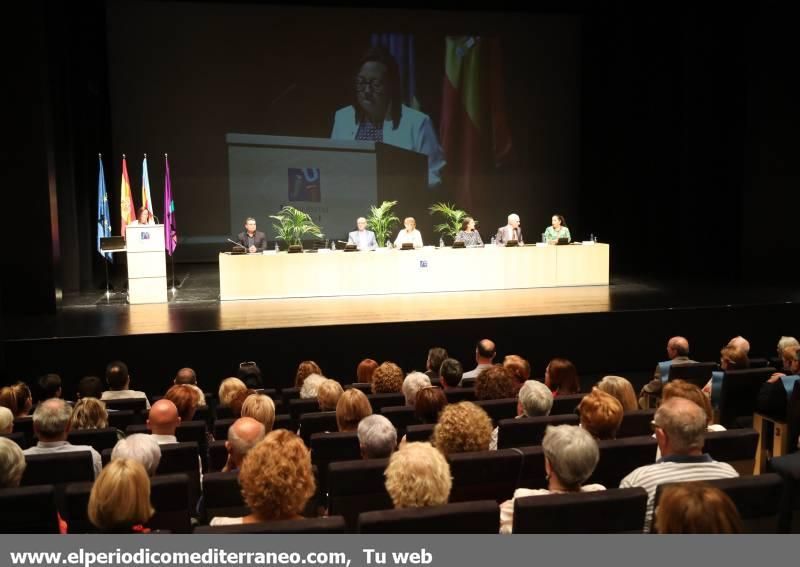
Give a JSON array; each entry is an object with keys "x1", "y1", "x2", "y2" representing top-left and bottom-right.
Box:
[
  {"x1": 439, "y1": 36, "x2": 512, "y2": 210},
  {"x1": 141, "y1": 154, "x2": 153, "y2": 218},
  {"x1": 120, "y1": 155, "x2": 135, "y2": 237},
  {"x1": 164, "y1": 154, "x2": 177, "y2": 256},
  {"x1": 96, "y1": 155, "x2": 112, "y2": 261},
  {"x1": 371, "y1": 33, "x2": 418, "y2": 109}
]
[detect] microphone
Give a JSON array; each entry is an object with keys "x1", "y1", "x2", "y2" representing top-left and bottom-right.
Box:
[
  {"x1": 337, "y1": 240, "x2": 350, "y2": 245},
  {"x1": 152, "y1": 215, "x2": 160, "y2": 224},
  {"x1": 227, "y1": 238, "x2": 246, "y2": 250}
]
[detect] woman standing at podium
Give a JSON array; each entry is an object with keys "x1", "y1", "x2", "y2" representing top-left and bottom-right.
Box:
[
  {"x1": 331, "y1": 45, "x2": 445, "y2": 188},
  {"x1": 127, "y1": 206, "x2": 154, "y2": 228}
]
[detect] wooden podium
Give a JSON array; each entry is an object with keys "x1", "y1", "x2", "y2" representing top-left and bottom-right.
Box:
[{"x1": 126, "y1": 224, "x2": 167, "y2": 304}]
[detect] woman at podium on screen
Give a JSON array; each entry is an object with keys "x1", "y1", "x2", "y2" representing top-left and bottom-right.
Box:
[
  {"x1": 394, "y1": 217, "x2": 423, "y2": 249},
  {"x1": 127, "y1": 207, "x2": 155, "y2": 228},
  {"x1": 330, "y1": 45, "x2": 445, "y2": 188},
  {"x1": 543, "y1": 214, "x2": 571, "y2": 243}
]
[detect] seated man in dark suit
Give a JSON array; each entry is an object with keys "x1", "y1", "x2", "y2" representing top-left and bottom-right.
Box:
[{"x1": 237, "y1": 217, "x2": 267, "y2": 253}]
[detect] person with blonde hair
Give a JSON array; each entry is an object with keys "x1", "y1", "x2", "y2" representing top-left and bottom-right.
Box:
[
  {"x1": 317, "y1": 379, "x2": 344, "y2": 411},
  {"x1": 0, "y1": 437, "x2": 26, "y2": 488},
  {"x1": 294, "y1": 361, "x2": 322, "y2": 389},
  {"x1": 401, "y1": 372, "x2": 431, "y2": 406},
  {"x1": 385, "y1": 442, "x2": 451, "y2": 508},
  {"x1": 0, "y1": 406, "x2": 14, "y2": 434},
  {"x1": 372, "y1": 362, "x2": 404, "y2": 394},
  {"x1": 88, "y1": 458, "x2": 154, "y2": 533},
  {"x1": 336, "y1": 388, "x2": 373, "y2": 432},
  {"x1": 577, "y1": 388, "x2": 624, "y2": 440},
  {"x1": 655, "y1": 482, "x2": 742, "y2": 534},
  {"x1": 68, "y1": 398, "x2": 109, "y2": 430},
  {"x1": 217, "y1": 377, "x2": 247, "y2": 408},
  {"x1": 500, "y1": 425, "x2": 604, "y2": 533},
  {"x1": 210, "y1": 430, "x2": 316, "y2": 525},
  {"x1": 240, "y1": 394, "x2": 276, "y2": 433},
  {"x1": 393, "y1": 217, "x2": 423, "y2": 248},
  {"x1": 595, "y1": 376, "x2": 638, "y2": 412},
  {"x1": 432, "y1": 401, "x2": 493, "y2": 455}
]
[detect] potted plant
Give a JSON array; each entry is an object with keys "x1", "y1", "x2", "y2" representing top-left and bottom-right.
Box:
[
  {"x1": 429, "y1": 202, "x2": 468, "y2": 244},
  {"x1": 367, "y1": 200, "x2": 400, "y2": 248},
  {"x1": 269, "y1": 206, "x2": 324, "y2": 252}
]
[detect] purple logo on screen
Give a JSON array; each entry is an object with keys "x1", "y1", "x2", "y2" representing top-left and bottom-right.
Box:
[
  {"x1": 288, "y1": 168, "x2": 321, "y2": 202},
  {"x1": 140, "y1": 232, "x2": 150, "y2": 240}
]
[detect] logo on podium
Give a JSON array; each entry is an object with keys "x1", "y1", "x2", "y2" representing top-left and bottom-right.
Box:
[{"x1": 140, "y1": 232, "x2": 151, "y2": 240}]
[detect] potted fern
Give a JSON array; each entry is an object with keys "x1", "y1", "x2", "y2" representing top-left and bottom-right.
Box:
[
  {"x1": 269, "y1": 205, "x2": 324, "y2": 252},
  {"x1": 429, "y1": 202, "x2": 468, "y2": 244},
  {"x1": 367, "y1": 200, "x2": 400, "y2": 248}
]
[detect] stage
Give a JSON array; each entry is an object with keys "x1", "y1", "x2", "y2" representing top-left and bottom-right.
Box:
[{"x1": 2, "y1": 264, "x2": 798, "y2": 398}]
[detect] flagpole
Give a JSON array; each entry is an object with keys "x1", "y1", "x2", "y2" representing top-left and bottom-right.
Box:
[{"x1": 170, "y1": 253, "x2": 176, "y2": 295}]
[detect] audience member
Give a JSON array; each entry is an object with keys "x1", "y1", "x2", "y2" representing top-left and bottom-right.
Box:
[
  {"x1": 356, "y1": 359, "x2": 379, "y2": 384},
  {"x1": 663, "y1": 380, "x2": 725, "y2": 432},
  {"x1": 595, "y1": 375, "x2": 638, "y2": 412},
  {"x1": 402, "y1": 372, "x2": 431, "y2": 406},
  {"x1": 210, "y1": 430, "x2": 315, "y2": 525},
  {"x1": 23, "y1": 398, "x2": 102, "y2": 477},
  {"x1": 439, "y1": 358, "x2": 463, "y2": 389},
  {"x1": 240, "y1": 394, "x2": 276, "y2": 433},
  {"x1": 639, "y1": 336, "x2": 694, "y2": 408},
  {"x1": 0, "y1": 406, "x2": 13, "y2": 434},
  {"x1": 217, "y1": 377, "x2": 247, "y2": 408},
  {"x1": 705, "y1": 344, "x2": 751, "y2": 407},
  {"x1": 237, "y1": 362, "x2": 263, "y2": 389},
  {"x1": 146, "y1": 399, "x2": 181, "y2": 444},
  {"x1": 777, "y1": 337, "x2": 800, "y2": 371},
  {"x1": 0, "y1": 436, "x2": 26, "y2": 488},
  {"x1": 756, "y1": 345, "x2": 800, "y2": 419},
  {"x1": 223, "y1": 417, "x2": 266, "y2": 473},
  {"x1": 475, "y1": 365, "x2": 515, "y2": 401},
  {"x1": 577, "y1": 388, "x2": 623, "y2": 440},
  {"x1": 415, "y1": 387, "x2": 448, "y2": 424},
  {"x1": 0, "y1": 382, "x2": 33, "y2": 418},
  {"x1": 37, "y1": 373, "x2": 63, "y2": 402},
  {"x1": 545, "y1": 358, "x2": 580, "y2": 397},
  {"x1": 433, "y1": 401, "x2": 493, "y2": 455},
  {"x1": 384, "y1": 442, "x2": 451, "y2": 508},
  {"x1": 372, "y1": 362, "x2": 404, "y2": 394},
  {"x1": 68, "y1": 398, "x2": 110, "y2": 430},
  {"x1": 358, "y1": 414, "x2": 397, "y2": 459},
  {"x1": 317, "y1": 379, "x2": 344, "y2": 411},
  {"x1": 164, "y1": 384, "x2": 202, "y2": 422},
  {"x1": 490, "y1": 379, "x2": 553, "y2": 450},
  {"x1": 299, "y1": 374, "x2": 325, "y2": 399},
  {"x1": 620, "y1": 397, "x2": 738, "y2": 532},
  {"x1": 174, "y1": 367, "x2": 198, "y2": 386},
  {"x1": 101, "y1": 361, "x2": 151, "y2": 409},
  {"x1": 727, "y1": 336, "x2": 750, "y2": 356},
  {"x1": 425, "y1": 347, "x2": 448, "y2": 383},
  {"x1": 655, "y1": 482, "x2": 742, "y2": 534},
  {"x1": 503, "y1": 355, "x2": 531, "y2": 393},
  {"x1": 229, "y1": 388, "x2": 256, "y2": 418},
  {"x1": 88, "y1": 459, "x2": 154, "y2": 533},
  {"x1": 336, "y1": 389, "x2": 373, "y2": 432},
  {"x1": 500, "y1": 425, "x2": 603, "y2": 533},
  {"x1": 461, "y1": 339, "x2": 496, "y2": 383},
  {"x1": 294, "y1": 361, "x2": 322, "y2": 389},
  {"x1": 111, "y1": 434, "x2": 162, "y2": 476},
  {"x1": 77, "y1": 376, "x2": 104, "y2": 400}
]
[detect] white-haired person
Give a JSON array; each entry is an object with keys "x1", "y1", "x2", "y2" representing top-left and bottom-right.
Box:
[
  {"x1": 0, "y1": 406, "x2": 13, "y2": 434},
  {"x1": 402, "y1": 372, "x2": 431, "y2": 406},
  {"x1": 495, "y1": 213, "x2": 523, "y2": 245},
  {"x1": 0, "y1": 436, "x2": 26, "y2": 488},
  {"x1": 490, "y1": 379, "x2": 553, "y2": 450},
  {"x1": 299, "y1": 374, "x2": 326, "y2": 399},
  {"x1": 499, "y1": 425, "x2": 604, "y2": 533},
  {"x1": 384, "y1": 442, "x2": 452, "y2": 508},
  {"x1": 358, "y1": 414, "x2": 397, "y2": 459},
  {"x1": 111, "y1": 434, "x2": 162, "y2": 477}
]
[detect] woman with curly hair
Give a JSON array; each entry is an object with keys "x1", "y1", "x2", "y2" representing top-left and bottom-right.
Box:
[
  {"x1": 209, "y1": 430, "x2": 316, "y2": 525},
  {"x1": 432, "y1": 401, "x2": 493, "y2": 455},
  {"x1": 371, "y1": 362, "x2": 404, "y2": 394},
  {"x1": 475, "y1": 366, "x2": 516, "y2": 401},
  {"x1": 385, "y1": 442, "x2": 452, "y2": 508},
  {"x1": 68, "y1": 398, "x2": 109, "y2": 430}
]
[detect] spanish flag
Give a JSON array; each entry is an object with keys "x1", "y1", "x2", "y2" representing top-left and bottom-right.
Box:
[
  {"x1": 120, "y1": 155, "x2": 136, "y2": 237},
  {"x1": 439, "y1": 36, "x2": 512, "y2": 209}
]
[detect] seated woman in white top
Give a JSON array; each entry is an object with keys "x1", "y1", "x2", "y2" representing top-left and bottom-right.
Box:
[
  {"x1": 394, "y1": 217, "x2": 423, "y2": 248},
  {"x1": 499, "y1": 425, "x2": 605, "y2": 533},
  {"x1": 209, "y1": 429, "x2": 315, "y2": 526}
]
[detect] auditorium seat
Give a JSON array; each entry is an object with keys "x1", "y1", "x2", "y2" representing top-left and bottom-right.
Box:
[
  {"x1": 617, "y1": 409, "x2": 656, "y2": 438},
  {"x1": 366, "y1": 393, "x2": 406, "y2": 414},
  {"x1": 459, "y1": 377, "x2": 476, "y2": 388},
  {"x1": 448, "y1": 449, "x2": 524, "y2": 503},
  {"x1": 667, "y1": 361, "x2": 717, "y2": 389},
  {"x1": 194, "y1": 516, "x2": 347, "y2": 534},
  {"x1": 512, "y1": 487, "x2": 648, "y2": 534},
  {"x1": 347, "y1": 383, "x2": 372, "y2": 394},
  {"x1": 327, "y1": 458, "x2": 392, "y2": 532},
  {"x1": 279, "y1": 387, "x2": 302, "y2": 404},
  {"x1": 0, "y1": 431, "x2": 27, "y2": 449},
  {"x1": 126, "y1": 421, "x2": 208, "y2": 446},
  {"x1": 747, "y1": 358, "x2": 770, "y2": 369},
  {"x1": 380, "y1": 405, "x2": 421, "y2": 436},
  {"x1": 155, "y1": 442, "x2": 202, "y2": 506},
  {"x1": 473, "y1": 398, "x2": 518, "y2": 424},
  {"x1": 103, "y1": 398, "x2": 148, "y2": 412},
  {"x1": 289, "y1": 398, "x2": 323, "y2": 419},
  {"x1": 193, "y1": 405, "x2": 211, "y2": 424},
  {"x1": 214, "y1": 406, "x2": 234, "y2": 420},
  {"x1": 704, "y1": 428, "x2": 759, "y2": 475},
  {"x1": 586, "y1": 435, "x2": 658, "y2": 488},
  {"x1": 0, "y1": 485, "x2": 60, "y2": 533},
  {"x1": 273, "y1": 414, "x2": 297, "y2": 432},
  {"x1": 22, "y1": 451, "x2": 95, "y2": 486},
  {"x1": 298, "y1": 411, "x2": 338, "y2": 445},
  {"x1": 767, "y1": 452, "x2": 800, "y2": 533},
  {"x1": 202, "y1": 471, "x2": 247, "y2": 520},
  {"x1": 358, "y1": 500, "x2": 500, "y2": 534},
  {"x1": 107, "y1": 409, "x2": 141, "y2": 430},
  {"x1": 496, "y1": 414, "x2": 579, "y2": 449},
  {"x1": 652, "y1": 473, "x2": 784, "y2": 533},
  {"x1": 309, "y1": 431, "x2": 361, "y2": 496},
  {"x1": 550, "y1": 393, "x2": 586, "y2": 415},
  {"x1": 208, "y1": 440, "x2": 228, "y2": 472},
  {"x1": 754, "y1": 380, "x2": 800, "y2": 474},
  {"x1": 405, "y1": 423, "x2": 435, "y2": 443},
  {"x1": 444, "y1": 388, "x2": 476, "y2": 403},
  {"x1": 718, "y1": 367, "x2": 775, "y2": 428},
  {"x1": 213, "y1": 418, "x2": 235, "y2": 440},
  {"x1": 12, "y1": 417, "x2": 34, "y2": 446},
  {"x1": 67, "y1": 427, "x2": 120, "y2": 453}
]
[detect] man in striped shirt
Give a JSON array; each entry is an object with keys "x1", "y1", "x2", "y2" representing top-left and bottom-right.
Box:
[{"x1": 620, "y1": 397, "x2": 738, "y2": 532}]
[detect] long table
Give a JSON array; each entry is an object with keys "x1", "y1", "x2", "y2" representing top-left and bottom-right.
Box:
[{"x1": 219, "y1": 243, "x2": 609, "y2": 300}]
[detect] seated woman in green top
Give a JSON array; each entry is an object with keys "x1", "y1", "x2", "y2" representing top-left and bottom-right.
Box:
[{"x1": 544, "y1": 214, "x2": 571, "y2": 243}]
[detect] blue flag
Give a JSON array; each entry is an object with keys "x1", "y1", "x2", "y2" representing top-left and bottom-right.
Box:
[{"x1": 97, "y1": 155, "x2": 112, "y2": 261}]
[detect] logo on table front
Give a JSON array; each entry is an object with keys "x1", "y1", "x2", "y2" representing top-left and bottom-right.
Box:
[
  {"x1": 140, "y1": 232, "x2": 151, "y2": 240},
  {"x1": 419, "y1": 260, "x2": 428, "y2": 269}
]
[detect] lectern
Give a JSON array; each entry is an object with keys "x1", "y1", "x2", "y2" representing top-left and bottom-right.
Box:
[{"x1": 126, "y1": 225, "x2": 167, "y2": 304}]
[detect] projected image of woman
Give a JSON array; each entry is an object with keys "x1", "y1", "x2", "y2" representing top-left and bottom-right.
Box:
[{"x1": 331, "y1": 45, "x2": 445, "y2": 188}]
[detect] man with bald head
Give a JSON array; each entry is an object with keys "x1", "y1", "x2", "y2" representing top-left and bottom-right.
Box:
[
  {"x1": 147, "y1": 399, "x2": 181, "y2": 444},
  {"x1": 174, "y1": 368, "x2": 197, "y2": 386},
  {"x1": 223, "y1": 417, "x2": 266, "y2": 473},
  {"x1": 639, "y1": 336, "x2": 695, "y2": 408},
  {"x1": 728, "y1": 336, "x2": 751, "y2": 356},
  {"x1": 460, "y1": 339, "x2": 497, "y2": 385},
  {"x1": 621, "y1": 397, "x2": 738, "y2": 531}
]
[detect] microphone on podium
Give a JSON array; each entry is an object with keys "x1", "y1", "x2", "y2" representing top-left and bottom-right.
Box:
[{"x1": 227, "y1": 238, "x2": 247, "y2": 250}]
